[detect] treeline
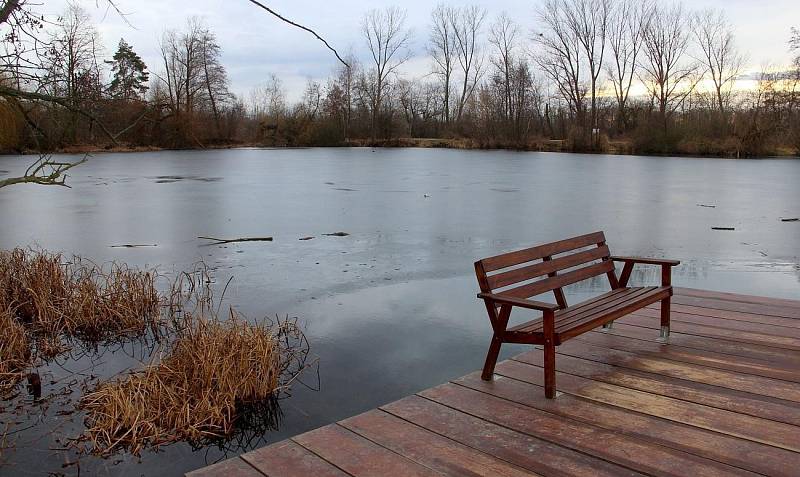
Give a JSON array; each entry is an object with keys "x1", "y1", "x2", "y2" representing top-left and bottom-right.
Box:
[{"x1": 1, "y1": 0, "x2": 799, "y2": 157}]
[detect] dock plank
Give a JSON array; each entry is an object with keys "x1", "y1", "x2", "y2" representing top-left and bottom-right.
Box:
[
  {"x1": 637, "y1": 306, "x2": 800, "y2": 336},
  {"x1": 420, "y1": 383, "x2": 758, "y2": 477},
  {"x1": 513, "y1": 350, "x2": 800, "y2": 428},
  {"x1": 185, "y1": 458, "x2": 263, "y2": 477},
  {"x1": 341, "y1": 409, "x2": 541, "y2": 477},
  {"x1": 600, "y1": 322, "x2": 800, "y2": 364},
  {"x1": 454, "y1": 371, "x2": 800, "y2": 477},
  {"x1": 242, "y1": 440, "x2": 349, "y2": 477},
  {"x1": 293, "y1": 424, "x2": 443, "y2": 477},
  {"x1": 380, "y1": 395, "x2": 641, "y2": 477},
  {"x1": 620, "y1": 313, "x2": 800, "y2": 349},
  {"x1": 673, "y1": 287, "x2": 800, "y2": 309},
  {"x1": 508, "y1": 356, "x2": 800, "y2": 450},
  {"x1": 646, "y1": 302, "x2": 800, "y2": 329},
  {"x1": 577, "y1": 330, "x2": 800, "y2": 381},
  {"x1": 552, "y1": 340, "x2": 800, "y2": 401},
  {"x1": 670, "y1": 295, "x2": 800, "y2": 319}
]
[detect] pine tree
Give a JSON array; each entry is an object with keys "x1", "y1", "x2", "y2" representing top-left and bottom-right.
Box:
[{"x1": 106, "y1": 39, "x2": 149, "y2": 100}]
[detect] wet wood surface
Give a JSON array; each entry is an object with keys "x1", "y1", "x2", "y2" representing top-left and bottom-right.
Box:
[{"x1": 187, "y1": 287, "x2": 800, "y2": 477}]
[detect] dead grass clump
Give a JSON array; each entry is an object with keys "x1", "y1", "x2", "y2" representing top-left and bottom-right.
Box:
[
  {"x1": 79, "y1": 312, "x2": 308, "y2": 456},
  {"x1": 0, "y1": 248, "x2": 161, "y2": 356},
  {"x1": 65, "y1": 259, "x2": 160, "y2": 341},
  {"x1": 0, "y1": 248, "x2": 71, "y2": 335},
  {"x1": 0, "y1": 307, "x2": 30, "y2": 395}
]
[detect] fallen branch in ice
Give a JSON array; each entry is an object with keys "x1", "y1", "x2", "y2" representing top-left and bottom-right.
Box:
[{"x1": 198, "y1": 236, "x2": 273, "y2": 244}]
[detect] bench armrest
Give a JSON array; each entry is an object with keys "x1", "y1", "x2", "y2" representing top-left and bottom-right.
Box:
[
  {"x1": 477, "y1": 292, "x2": 560, "y2": 312},
  {"x1": 610, "y1": 256, "x2": 679, "y2": 287},
  {"x1": 610, "y1": 256, "x2": 680, "y2": 266}
]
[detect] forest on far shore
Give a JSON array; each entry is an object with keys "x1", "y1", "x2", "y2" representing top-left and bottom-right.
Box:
[{"x1": 1, "y1": 0, "x2": 800, "y2": 158}]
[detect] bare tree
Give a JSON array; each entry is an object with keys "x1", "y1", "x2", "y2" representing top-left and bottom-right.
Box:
[
  {"x1": 248, "y1": 74, "x2": 286, "y2": 119},
  {"x1": 429, "y1": 4, "x2": 456, "y2": 124},
  {"x1": 156, "y1": 18, "x2": 230, "y2": 144},
  {"x1": 41, "y1": 2, "x2": 103, "y2": 142},
  {"x1": 158, "y1": 30, "x2": 182, "y2": 117},
  {"x1": 534, "y1": 0, "x2": 586, "y2": 124},
  {"x1": 361, "y1": 6, "x2": 410, "y2": 140},
  {"x1": 451, "y1": 5, "x2": 486, "y2": 122},
  {"x1": 639, "y1": 1, "x2": 698, "y2": 131},
  {"x1": 300, "y1": 78, "x2": 322, "y2": 120},
  {"x1": 199, "y1": 27, "x2": 231, "y2": 135},
  {"x1": 328, "y1": 54, "x2": 357, "y2": 140},
  {"x1": 606, "y1": 0, "x2": 651, "y2": 131},
  {"x1": 177, "y1": 18, "x2": 204, "y2": 117},
  {"x1": 793, "y1": 27, "x2": 800, "y2": 66},
  {"x1": 691, "y1": 8, "x2": 744, "y2": 115},
  {"x1": 564, "y1": 0, "x2": 610, "y2": 136},
  {"x1": 488, "y1": 12, "x2": 520, "y2": 122}
]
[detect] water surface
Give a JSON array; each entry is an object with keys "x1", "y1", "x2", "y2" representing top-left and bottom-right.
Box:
[{"x1": 0, "y1": 148, "x2": 798, "y2": 476}]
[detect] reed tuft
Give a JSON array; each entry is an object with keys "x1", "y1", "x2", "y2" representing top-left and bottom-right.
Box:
[
  {"x1": 0, "y1": 307, "x2": 30, "y2": 395},
  {"x1": 0, "y1": 248, "x2": 161, "y2": 357},
  {"x1": 79, "y1": 313, "x2": 307, "y2": 456}
]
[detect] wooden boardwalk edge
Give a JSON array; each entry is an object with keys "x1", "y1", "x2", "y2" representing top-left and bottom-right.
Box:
[{"x1": 187, "y1": 288, "x2": 800, "y2": 477}]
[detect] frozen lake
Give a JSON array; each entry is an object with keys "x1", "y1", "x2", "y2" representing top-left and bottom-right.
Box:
[{"x1": 1, "y1": 147, "x2": 798, "y2": 475}]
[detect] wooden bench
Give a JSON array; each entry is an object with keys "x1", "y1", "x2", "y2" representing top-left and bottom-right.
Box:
[{"x1": 474, "y1": 231, "x2": 680, "y2": 398}]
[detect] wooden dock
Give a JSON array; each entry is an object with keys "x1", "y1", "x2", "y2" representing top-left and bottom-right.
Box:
[{"x1": 188, "y1": 287, "x2": 800, "y2": 477}]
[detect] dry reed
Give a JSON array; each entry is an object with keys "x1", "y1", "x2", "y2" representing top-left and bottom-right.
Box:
[
  {"x1": 78, "y1": 312, "x2": 307, "y2": 456},
  {"x1": 0, "y1": 248, "x2": 161, "y2": 358},
  {"x1": 0, "y1": 307, "x2": 30, "y2": 395},
  {"x1": 0, "y1": 251, "x2": 311, "y2": 456}
]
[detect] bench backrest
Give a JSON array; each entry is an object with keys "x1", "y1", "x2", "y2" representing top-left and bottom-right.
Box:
[{"x1": 474, "y1": 231, "x2": 618, "y2": 308}]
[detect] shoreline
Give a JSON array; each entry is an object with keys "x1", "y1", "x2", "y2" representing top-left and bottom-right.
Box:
[{"x1": 3, "y1": 139, "x2": 798, "y2": 160}]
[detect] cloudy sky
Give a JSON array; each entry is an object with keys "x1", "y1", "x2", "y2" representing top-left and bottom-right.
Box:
[{"x1": 37, "y1": 0, "x2": 800, "y2": 101}]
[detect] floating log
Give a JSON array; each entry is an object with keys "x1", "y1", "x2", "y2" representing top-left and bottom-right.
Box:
[
  {"x1": 711, "y1": 227, "x2": 735, "y2": 231},
  {"x1": 697, "y1": 204, "x2": 716, "y2": 208},
  {"x1": 110, "y1": 244, "x2": 157, "y2": 248},
  {"x1": 322, "y1": 232, "x2": 350, "y2": 237},
  {"x1": 780, "y1": 218, "x2": 799, "y2": 222},
  {"x1": 299, "y1": 236, "x2": 315, "y2": 241},
  {"x1": 198, "y1": 236, "x2": 273, "y2": 244}
]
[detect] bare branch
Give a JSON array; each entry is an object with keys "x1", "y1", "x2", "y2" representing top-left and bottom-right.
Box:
[
  {"x1": 0, "y1": 155, "x2": 87, "y2": 189},
  {"x1": 245, "y1": 0, "x2": 349, "y2": 68}
]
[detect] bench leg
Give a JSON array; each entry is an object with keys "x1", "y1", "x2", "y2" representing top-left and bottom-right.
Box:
[
  {"x1": 660, "y1": 296, "x2": 671, "y2": 340},
  {"x1": 544, "y1": 342, "x2": 556, "y2": 398},
  {"x1": 602, "y1": 321, "x2": 614, "y2": 330},
  {"x1": 481, "y1": 335, "x2": 503, "y2": 381}
]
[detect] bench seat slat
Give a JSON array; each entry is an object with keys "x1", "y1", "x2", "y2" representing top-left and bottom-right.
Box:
[
  {"x1": 553, "y1": 288, "x2": 659, "y2": 332},
  {"x1": 507, "y1": 287, "x2": 671, "y2": 344},
  {"x1": 509, "y1": 288, "x2": 649, "y2": 333},
  {"x1": 487, "y1": 245, "x2": 611, "y2": 290},
  {"x1": 480, "y1": 231, "x2": 606, "y2": 272},
  {"x1": 558, "y1": 288, "x2": 670, "y2": 342},
  {"x1": 541, "y1": 287, "x2": 641, "y2": 321}
]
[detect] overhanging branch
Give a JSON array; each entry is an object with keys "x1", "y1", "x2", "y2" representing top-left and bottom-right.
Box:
[
  {"x1": 245, "y1": 0, "x2": 350, "y2": 68},
  {"x1": 0, "y1": 155, "x2": 88, "y2": 189}
]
